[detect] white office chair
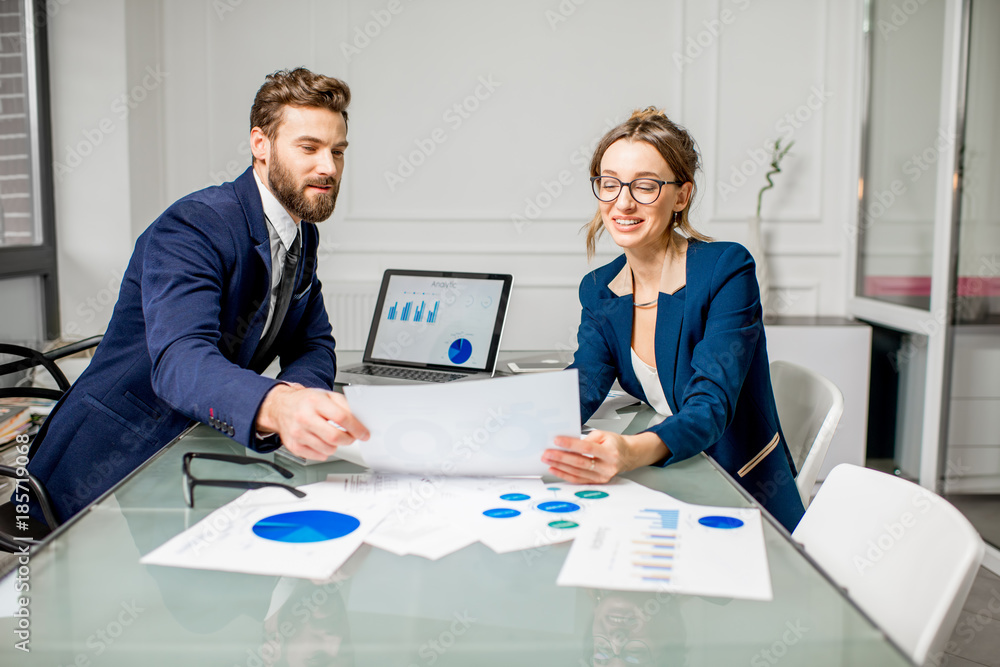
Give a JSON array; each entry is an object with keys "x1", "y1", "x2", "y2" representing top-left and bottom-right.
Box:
[
  {"x1": 770, "y1": 360, "x2": 844, "y2": 507},
  {"x1": 793, "y1": 464, "x2": 984, "y2": 667}
]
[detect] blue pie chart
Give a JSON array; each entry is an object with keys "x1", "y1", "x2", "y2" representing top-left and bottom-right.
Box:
[
  {"x1": 448, "y1": 338, "x2": 473, "y2": 364},
  {"x1": 698, "y1": 515, "x2": 744, "y2": 529},
  {"x1": 537, "y1": 501, "x2": 581, "y2": 514},
  {"x1": 252, "y1": 510, "x2": 360, "y2": 543}
]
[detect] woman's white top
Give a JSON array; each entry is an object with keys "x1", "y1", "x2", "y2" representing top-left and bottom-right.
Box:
[{"x1": 630, "y1": 347, "x2": 673, "y2": 427}]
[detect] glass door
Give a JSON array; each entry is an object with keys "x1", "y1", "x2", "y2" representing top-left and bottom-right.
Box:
[
  {"x1": 849, "y1": 0, "x2": 967, "y2": 490},
  {"x1": 941, "y1": 0, "x2": 1000, "y2": 556}
]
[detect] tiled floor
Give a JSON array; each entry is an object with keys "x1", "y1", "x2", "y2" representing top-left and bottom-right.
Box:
[
  {"x1": 948, "y1": 495, "x2": 1000, "y2": 550},
  {"x1": 942, "y1": 567, "x2": 1000, "y2": 667}
]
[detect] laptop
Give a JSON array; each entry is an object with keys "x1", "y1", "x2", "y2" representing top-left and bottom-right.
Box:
[{"x1": 337, "y1": 269, "x2": 513, "y2": 385}]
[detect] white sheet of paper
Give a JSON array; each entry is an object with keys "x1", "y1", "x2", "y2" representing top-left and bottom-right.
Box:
[
  {"x1": 445, "y1": 477, "x2": 668, "y2": 554},
  {"x1": 590, "y1": 390, "x2": 641, "y2": 420},
  {"x1": 357, "y1": 474, "x2": 479, "y2": 559},
  {"x1": 557, "y1": 501, "x2": 773, "y2": 601},
  {"x1": 343, "y1": 371, "x2": 581, "y2": 476},
  {"x1": 140, "y1": 480, "x2": 397, "y2": 580}
]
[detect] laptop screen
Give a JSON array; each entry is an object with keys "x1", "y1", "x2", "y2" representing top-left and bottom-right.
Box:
[{"x1": 363, "y1": 270, "x2": 513, "y2": 373}]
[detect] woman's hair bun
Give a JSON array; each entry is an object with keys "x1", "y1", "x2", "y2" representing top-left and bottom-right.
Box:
[{"x1": 628, "y1": 106, "x2": 667, "y2": 122}]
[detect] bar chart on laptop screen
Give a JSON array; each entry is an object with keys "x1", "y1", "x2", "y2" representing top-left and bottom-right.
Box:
[{"x1": 372, "y1": 275, "x2": 504, "y2": 368}]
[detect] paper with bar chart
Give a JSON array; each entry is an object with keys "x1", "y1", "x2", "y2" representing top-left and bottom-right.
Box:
[
  {"x1": 370, "y1": 274, "x2": 504, "y2": 369},
  {"x1": 556, "y1": 499, "x2": 772, "y2": 601}
]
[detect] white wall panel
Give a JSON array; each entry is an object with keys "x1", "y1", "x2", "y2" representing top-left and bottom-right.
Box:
[{"x1": 50, "y1": 0, "x2": 866, "y2": 348}]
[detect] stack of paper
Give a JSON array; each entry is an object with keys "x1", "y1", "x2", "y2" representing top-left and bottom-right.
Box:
[{"x1": 556, "y1": 498, "x2": 772, "y2": 601}]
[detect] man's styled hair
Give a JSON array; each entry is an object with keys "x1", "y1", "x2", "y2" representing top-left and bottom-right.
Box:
[{"x1": 250, "y1": 67, "x2": 351, "y2": 157}]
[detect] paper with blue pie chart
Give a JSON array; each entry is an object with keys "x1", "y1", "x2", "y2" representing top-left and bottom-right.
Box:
[
  {"x1": 141, "y1": 480, "x2": 398, "y2": 580},
  {"x1": 469, "y1": 477, "x2": 668, "y2": 554},
  {"x1": 557, "y1": 499, "x2": 772, "y2": 601}
]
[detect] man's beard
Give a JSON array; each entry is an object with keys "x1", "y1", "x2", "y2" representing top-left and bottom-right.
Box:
[{"x1": 267, "y1": 148, "x2": 339, "y2": 223}]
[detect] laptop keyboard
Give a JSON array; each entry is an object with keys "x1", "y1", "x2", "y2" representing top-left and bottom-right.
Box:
[{"x1": 344, "y1": 364, "x2": 466, "y2": 383}]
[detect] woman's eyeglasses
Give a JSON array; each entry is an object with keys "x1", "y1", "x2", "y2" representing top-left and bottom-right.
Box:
[{"x1": 591, "y1": 176, "x2": 684, "y2": 205}]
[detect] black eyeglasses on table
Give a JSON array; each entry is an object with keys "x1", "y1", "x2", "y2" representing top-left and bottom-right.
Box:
[{"x1": 181, "y1": 452, "x2": 306, "y2": 508}]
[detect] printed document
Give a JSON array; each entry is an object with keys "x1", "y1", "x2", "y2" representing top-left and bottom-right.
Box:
[{"x1": 341, "y1": 370, "x2": 581, "y2": 476}]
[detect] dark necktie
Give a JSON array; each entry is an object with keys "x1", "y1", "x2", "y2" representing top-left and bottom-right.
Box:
[{"x1": 250, "y1": 231, "x2": 301, "y2": 372}]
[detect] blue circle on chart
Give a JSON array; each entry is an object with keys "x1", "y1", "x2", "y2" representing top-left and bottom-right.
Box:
[
  {"x1": 500, "y1": 493, "x2": 531, "y2": 501},
  {"x1": 698, "y1": 515, "x2": 744, "y2": 529},
  {"x1": 537, "y1": 501, "x2": 581, "y2": 514},
  {"x1": 252, "y1": 510, "x2": 360, "y2": 543},
  {"x1": 484, "y1": 508, "x2": 521, "y2": 519},
  {"x1": 448, "y1": 338, "x2": 473, "y2": 364}
]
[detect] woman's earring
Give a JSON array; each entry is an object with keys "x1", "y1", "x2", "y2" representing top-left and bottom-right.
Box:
[{"x1": 673, "y1": 210, "x2": 680, "y2": 225}]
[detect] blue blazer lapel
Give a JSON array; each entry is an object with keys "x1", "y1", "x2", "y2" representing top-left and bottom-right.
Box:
[
  {"x1": 654, "y1": 295, "x2": 685, "y2": 412},
  {"x1": 233, "y1": 167, "x2": 272, "y2": 365}
]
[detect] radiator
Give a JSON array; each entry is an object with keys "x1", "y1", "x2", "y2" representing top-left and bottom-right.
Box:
[{"x1": 326, "y1": 284, "x2": 379, "y2": 350}]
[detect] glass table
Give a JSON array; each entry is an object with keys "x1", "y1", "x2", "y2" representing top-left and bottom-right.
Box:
[{"x1": 0, "y1": 363, "x2": 914, "y2": 666}]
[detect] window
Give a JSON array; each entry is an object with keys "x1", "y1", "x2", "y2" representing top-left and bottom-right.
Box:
[{"x1": 0, "y1": 0, "x2": 58, "y2": 339}]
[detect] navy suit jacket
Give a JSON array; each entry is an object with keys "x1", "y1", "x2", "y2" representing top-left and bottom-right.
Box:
[
  {"x1": 569, "y1": 240, "x2": 805, "y2": 531},
  {"x1": 28, "y1": 167, "x2": 338, "y2": 521}
]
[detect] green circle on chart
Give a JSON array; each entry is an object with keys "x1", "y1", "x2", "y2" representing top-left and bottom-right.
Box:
[
  {"x1": 549, "y1": 520, "x2": 579, "y2": 529},
  {"x1": 575, "y1": 490, "x2": 609, "y2": 499}
]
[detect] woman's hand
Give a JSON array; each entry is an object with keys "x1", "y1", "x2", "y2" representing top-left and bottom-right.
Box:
[{"x1": 542, "y1": 430, "x2": 669, "y2": 484}]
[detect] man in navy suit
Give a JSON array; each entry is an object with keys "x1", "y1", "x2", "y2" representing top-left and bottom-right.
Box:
[{"x1": 28, "y1": 68, "x2": 368, "y2": 522}]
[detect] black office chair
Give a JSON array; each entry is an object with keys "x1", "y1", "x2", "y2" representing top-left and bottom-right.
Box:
[{"x1": 0, "y1": 336, "x2": 102, "y2": 552}]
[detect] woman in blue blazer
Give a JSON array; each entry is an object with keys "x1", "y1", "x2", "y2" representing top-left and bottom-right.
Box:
[{"x1": 542, "y1": 108, "x2": 805, "y2": 532}]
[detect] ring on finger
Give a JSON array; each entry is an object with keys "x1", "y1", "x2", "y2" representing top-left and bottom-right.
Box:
[{"x1": 589, "y1": 458, "x2": 596, "y2": 472}]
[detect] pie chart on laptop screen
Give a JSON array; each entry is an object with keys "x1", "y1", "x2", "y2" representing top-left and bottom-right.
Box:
[
  {"x1": 448, "y1": 338, "x2": 473, "y2": 364},
  {"x1": 252, "y1": 510, "x2": 360, "y2": 543}
]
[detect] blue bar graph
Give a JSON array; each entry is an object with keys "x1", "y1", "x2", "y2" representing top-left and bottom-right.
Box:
[
  {"x1": 400, "y1": 302, "x2": 412, "y2": 322},
  {"x1": 637, "y1": 509, "x2": 679, "y2": 530},
  {"x1": 387, "y1": 302, "x2": 397, "y2": 320},
  {"x1": 414, "y1": 301, "x2": 425, "y2": 322},
  {"x1": 427, "y1": 301, "x2": 439, "y2": 323}
]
